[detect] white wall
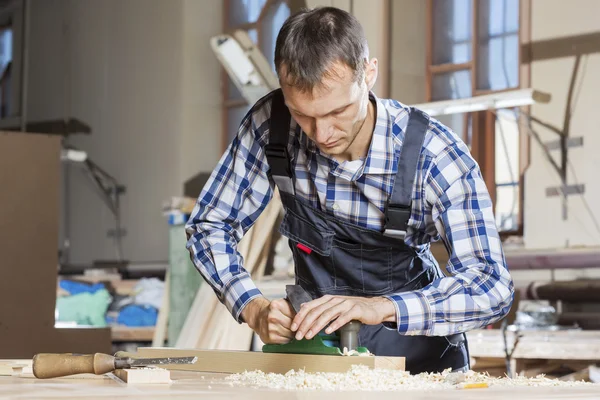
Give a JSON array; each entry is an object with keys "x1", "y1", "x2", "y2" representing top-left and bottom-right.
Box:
[
  {"x1": 524, "y1": 0, "x2": 600, "y2": 249},
  {"x1": 26, "y1": 0, "x2": 222, "y2": 266}
]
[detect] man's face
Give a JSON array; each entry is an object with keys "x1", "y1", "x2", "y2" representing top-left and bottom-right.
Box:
[{"x1": 280, "y1": 60, "x2": 377, "y2": 161}]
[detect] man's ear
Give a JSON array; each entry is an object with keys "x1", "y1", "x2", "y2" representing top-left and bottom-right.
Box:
[{"x1": 364, "y1": 58, "x2": 378, "y2": 91}]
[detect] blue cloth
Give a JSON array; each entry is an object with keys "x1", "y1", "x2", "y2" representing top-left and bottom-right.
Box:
[
  {"x1": 116, "y1": 304, "x2": 158, "y2": 327},
  {"x1": 60, "y1": 280, "x2": 106, "y2": 295},
  {"x1": 184, "y1": 90, "x2": 514, "y2": 336}
]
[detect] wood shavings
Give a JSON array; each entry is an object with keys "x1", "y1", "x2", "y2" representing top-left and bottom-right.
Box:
[
  {"x1": 225, "y1": 365, "x2": 597, "y2": 391},
  {"x1": 341, "y1": 347, "x2": 372, "y2": 357}
]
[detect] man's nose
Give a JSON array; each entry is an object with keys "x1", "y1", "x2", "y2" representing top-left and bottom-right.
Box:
[{"x1": 314, "y1": 119, "x2": 333, "y2": 144}]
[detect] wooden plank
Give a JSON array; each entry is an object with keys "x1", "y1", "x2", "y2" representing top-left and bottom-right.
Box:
[
  {"x1": 136, "y1": 347, "x2": 405, "y2": 374},
  {"x1": 174, "y1": 285, "x2": 218, "y2": 348},
  {"x1": 113, "y1": 368, "x2": 171, "y2": 384},
  {"x1": 111, "y1": 326, "x2": 156, "y2": 342},
  {"x1": 152, "y1": 273, "x2": 170, "y2": 347},
  {"x1": 0, "y1": 362, "x2": 27, "y2": 376}
]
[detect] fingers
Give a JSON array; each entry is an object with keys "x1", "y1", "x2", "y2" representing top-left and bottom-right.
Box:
[
  {"x1": 325, "y1": 306, "x2": 360, "y2": 334},
  {"x1": 291, "y1": 294, "x2": 336, "y2": 333},
  {"x1": 270, "y1": 300, "x2": 294, "y2": 329},
  {"x1": 301, "y1": 301, "x2": 355, "y2": 339},
  {"x1": 271, "y1": 298, "x2": 295, "y2": 319},
  {"x1": 263, "y1": 334, "x2": 293, "y2": 345},
  {"x1": 259, "y1": 299, "x2": 295, "y2": 345},
  {"x1": 291, "y1": 294, "x2": 337, "y2": 329},
  {"x1": 267, "y1": 311, "x2": 294, "y2": 338},
  {"x1": 294, "y1": 296, "x2": 347, "y2": 340},
  {"x1": 260, "y1": 322, "x2": 294, "y2": 344}
]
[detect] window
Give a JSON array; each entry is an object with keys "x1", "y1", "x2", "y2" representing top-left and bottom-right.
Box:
[
  {"x1": 222, "y1": 0, "x2": 290, "y2": 150},
  {"x1": 427, "y1": 0, "x2": 527, "y2": 236}
]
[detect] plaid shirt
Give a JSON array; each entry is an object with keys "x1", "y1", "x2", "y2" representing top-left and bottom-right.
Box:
[{"x1": 185, "y1": 91, "x2": 514, "y2": 336}]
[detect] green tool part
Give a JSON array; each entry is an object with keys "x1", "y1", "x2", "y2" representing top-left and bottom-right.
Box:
[{"x1": 262, "y1": 334, "x2": 370, "y2": 356}]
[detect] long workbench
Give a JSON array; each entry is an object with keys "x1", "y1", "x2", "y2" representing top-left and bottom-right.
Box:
[{"x1": 1, "y1": 367, "x2": 599, "y2": 399}]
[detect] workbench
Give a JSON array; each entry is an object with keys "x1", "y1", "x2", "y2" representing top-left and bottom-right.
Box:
[
  {"x1": 467, "y1": 328, "x2": 600, "y2": 378},
  {"x1": 1, "y1": 368, "x2": 599, "y2": 399}
]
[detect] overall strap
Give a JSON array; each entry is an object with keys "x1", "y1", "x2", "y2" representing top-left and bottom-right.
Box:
[
  {"x1": 264, "y1": 89, "x2": 295, "y2": 194},
  {"x1": 383, "y1": 108, "x2": 430, "y2": 239}
]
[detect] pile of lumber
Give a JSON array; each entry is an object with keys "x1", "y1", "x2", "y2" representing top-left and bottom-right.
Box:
[{"x1": 174, "y1": 189, "x2": 283, "y2": 350}]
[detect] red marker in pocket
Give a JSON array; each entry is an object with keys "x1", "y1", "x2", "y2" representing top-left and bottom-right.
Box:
[{"x1": 296, "y1": 243, "x2": 312, "y2": 254}]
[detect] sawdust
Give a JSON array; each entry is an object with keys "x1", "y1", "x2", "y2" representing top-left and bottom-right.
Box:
[
  {"x1": 341, "y1": 347, "x2": 372, "y2": 357},
  {"x1": 225, "y1": 365, "x2": 596, "y2": 391}
]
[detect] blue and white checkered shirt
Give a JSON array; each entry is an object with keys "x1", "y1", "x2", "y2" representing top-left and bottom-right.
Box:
[{"x1": 185, "y1": 91, "x2": 514, "y2": 336}]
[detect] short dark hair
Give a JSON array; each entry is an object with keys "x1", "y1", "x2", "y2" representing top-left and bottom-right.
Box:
[{"x1": 274, "y1": 7, "x2": 368, "y2": 93}]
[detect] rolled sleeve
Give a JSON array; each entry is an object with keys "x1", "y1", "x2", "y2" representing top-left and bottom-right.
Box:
[
  {"x1": 383, "y1": 291, "x2": 433, "y2": 335},
  {"x1": 385, "y1": 133, "x2": 514, "y2": 336}
]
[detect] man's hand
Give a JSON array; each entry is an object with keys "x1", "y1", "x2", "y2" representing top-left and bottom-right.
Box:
[
  {"x1": 291, "y1": 295, "x2": 396, "y2": 340},
  {"x1": 241, "y1": 297, "x2": 295, "y2": 344}
]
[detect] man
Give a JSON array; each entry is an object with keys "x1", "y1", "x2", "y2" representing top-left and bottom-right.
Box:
[{"x1": 185, "y1": 6, "x2": 514, "y2": 373}]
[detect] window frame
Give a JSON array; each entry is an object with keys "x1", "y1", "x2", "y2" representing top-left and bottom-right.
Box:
[{"x1": 425, "y1": 0, "x2": 531, "y2": 237}]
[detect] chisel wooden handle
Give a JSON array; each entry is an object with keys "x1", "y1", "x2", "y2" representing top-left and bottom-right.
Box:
[{"x1": 32, "y1": 353, "x2": 116, "y2": 379}]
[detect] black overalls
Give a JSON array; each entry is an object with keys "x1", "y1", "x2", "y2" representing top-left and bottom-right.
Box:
[{"x1": 264, "y1": 89, "x2": 469, "y2": 374}]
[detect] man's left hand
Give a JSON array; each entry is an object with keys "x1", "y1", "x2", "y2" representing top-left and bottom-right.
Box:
[{"x1": 290, "y1": 295, "x2": 397, "y2": 340}]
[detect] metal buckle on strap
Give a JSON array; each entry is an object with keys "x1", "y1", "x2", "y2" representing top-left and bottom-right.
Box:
[
  {"x1": 265, "y1": 144, "x2": 291, "y2": 176},
  {"x1": 383, "y1": 204, "x2": 411, "y2": 239}
]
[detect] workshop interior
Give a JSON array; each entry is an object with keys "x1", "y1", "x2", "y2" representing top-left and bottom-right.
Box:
[{"x1": 1, "y1": 0, "x2": 600, "y2": 397}]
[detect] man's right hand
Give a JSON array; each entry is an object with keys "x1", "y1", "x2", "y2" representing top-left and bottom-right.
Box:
[{"x1": 242, "y1": 297, "x2": 295, "y2": 344}]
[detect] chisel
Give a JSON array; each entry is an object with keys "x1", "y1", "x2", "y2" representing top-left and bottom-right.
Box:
[{"x1": 32, "y1": 353, "x2": 197, "y2": 379}]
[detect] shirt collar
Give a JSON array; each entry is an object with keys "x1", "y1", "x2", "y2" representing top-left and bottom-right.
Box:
[
  {"x1": 297, "y1": 91, "x2": 400, "y2": 180},
  {"x1": 360, "y1": 91, "x2": 397, "y2": 176}
]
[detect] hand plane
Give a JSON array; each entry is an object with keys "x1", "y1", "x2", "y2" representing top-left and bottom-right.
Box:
[{"x1": 262, "y1": 285, "x2": 368, "y2": 355}]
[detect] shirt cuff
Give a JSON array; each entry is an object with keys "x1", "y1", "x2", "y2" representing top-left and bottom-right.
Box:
[
  {"x1": 383, "y1": 291, "x2": 433, "y2": 335},
  {"x1": 222, "y1": 273, "x2": 263, "y2": 323}
]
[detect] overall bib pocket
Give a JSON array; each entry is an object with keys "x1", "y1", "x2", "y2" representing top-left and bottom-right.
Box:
[
  {"x1": 280, "y1": 209, "x2": 336, "y2": 292},
  {"x1": 330, "y1": 237, "x2": 393, "y2": 295}
]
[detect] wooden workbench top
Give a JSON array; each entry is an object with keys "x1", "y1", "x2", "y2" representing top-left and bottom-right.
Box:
[{"x1": 1, "y1": 370, "x2": 599, "y2": 399}]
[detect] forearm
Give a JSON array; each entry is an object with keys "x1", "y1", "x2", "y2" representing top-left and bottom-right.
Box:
[{"x1": 385, "y1": 161, "x2": 514, "y2": 336}]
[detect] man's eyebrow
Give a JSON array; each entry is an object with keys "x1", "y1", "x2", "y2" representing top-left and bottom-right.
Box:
[
  {"x1": 287, "y1": 103, "x2": 351, "y2": 117},
  {"x1": 328, "y1": 104, "x2": 351, "y2": 114}
]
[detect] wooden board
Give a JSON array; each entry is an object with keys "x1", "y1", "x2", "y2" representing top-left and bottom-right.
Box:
[
  {"x1": 111, "y1": 326, "x2": 157, "y2": 342},
  {"x1": 0, "y1": 362, "x2": 26, "y2": 376},
  {"x1": 135, "y1": 347, "x2": 405, "y2": 374},
  {"x1": 152, "y1": 272, "x2": 170, "y2": 347},
  {"x1": 113, "y1": 368, "x2": 171, "y2": 384}
]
